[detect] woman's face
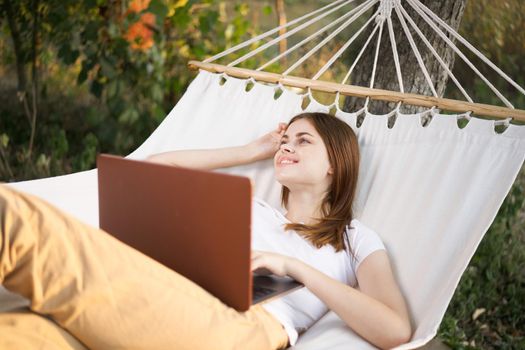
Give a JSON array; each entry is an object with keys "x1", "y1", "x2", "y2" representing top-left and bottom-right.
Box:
[{"x1": 273, "y1": 118, "x2": 333, "y2": 191}]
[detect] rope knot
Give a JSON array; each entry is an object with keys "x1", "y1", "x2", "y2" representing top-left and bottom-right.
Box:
[{"x1": 376, "y1": 0, "x2": 399, "y2": 23}]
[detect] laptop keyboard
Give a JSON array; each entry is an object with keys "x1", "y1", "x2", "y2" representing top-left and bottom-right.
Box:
[{"x1": 253, "y1": 285, "x2": 275, "y2": 300}]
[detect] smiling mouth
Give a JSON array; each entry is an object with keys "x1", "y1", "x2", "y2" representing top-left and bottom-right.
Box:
[{"x1": 278, "y1": 159, "x2": 298, "y2": 166}]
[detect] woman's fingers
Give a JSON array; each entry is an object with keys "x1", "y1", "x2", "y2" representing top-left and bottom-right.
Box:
[
  {"x1": 251, "y1": 251, "x2": 263, "y2": 271},
  {"x1": 272, "y1": 123, "x2": 287, "y2": 145},
  {"x1": 251, "y1": 250, "x2": 270, "y2": 272},
  {"x1": 274, "y1": 122, "x2": 286, "y2": 134},
  {"x1": 250, "y1": 250, "x2": 289, "y2": 277},
  {"x1": 253, "y1": 267, "x2": 273, "y2": 276}
]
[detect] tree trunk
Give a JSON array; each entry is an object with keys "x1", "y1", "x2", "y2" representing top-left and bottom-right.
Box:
[
  {"x1": 2, "y1": 0, "x2": 27, "y2": 93},
  {"x1": 275, "y1": 0, "x2": 287, "y2": 65},
  {"x1": 343, "y1": 0, "x2": 467, "y2": 119}
]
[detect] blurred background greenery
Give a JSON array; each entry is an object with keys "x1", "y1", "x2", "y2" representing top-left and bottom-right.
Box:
[{"x1": 0, "y1": 0, "x2": 523, "y2": 348}]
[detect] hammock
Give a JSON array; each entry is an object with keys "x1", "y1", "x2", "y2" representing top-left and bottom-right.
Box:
[{"x1": 3, "y1": 1, "x2": 525, "y2": 349}]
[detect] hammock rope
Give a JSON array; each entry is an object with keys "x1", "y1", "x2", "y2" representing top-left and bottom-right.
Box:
[
  {"x1": 395, "y1": 5, "x2": 437, "y2": 97},
  {"x1": 192, "y1": 0, "x2": 525, "y2": 122},
  {"x1": 203, "y1": 0, "x2": 352, "y2": 64},
  {"x1": 282, "y1": 0, "x2": 377, "y2": 76},
  {"x1": 311, "y1": 11, "x2": 377, "y2": 80},
  {"x1": 259, "y1": 6, "x2": 378, "y2": 73},
  {"x1": 413, "y1": 0, "x2": 525, "y2": 97},
  {"x1": 386, "y1": 15, "x2": 404, "y2": 93},
  {"x1": 229, "y1": 0, "x2": 367, "y2": 68},
  {"x1": 405, "y1": 0, "x2": 514, "y2": 109},
  {"x1": 395, "y1": 5, "x2": 472, "y2": 103},
  {"x1": 369, "y1": 17, "x2": 384, "y2": 91},
  {"x1": 341, "y1": 21, "x2": 381, "y2": 85}
]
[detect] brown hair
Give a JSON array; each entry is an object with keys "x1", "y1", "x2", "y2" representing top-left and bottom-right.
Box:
[{"x1": 281, "y1": 112, "x2": 360, "y2": 254}]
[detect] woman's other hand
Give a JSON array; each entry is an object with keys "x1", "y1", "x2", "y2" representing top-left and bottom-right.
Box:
[
  {"x1": 251, "y1": 250, "x2": 293, "y2": 277},
  {"x1": 247, "y1": 123, "x2": 287, "y2": 162}
]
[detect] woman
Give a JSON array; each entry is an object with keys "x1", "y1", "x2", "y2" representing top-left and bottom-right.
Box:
[
  {"x1": 0, "y1": 112, "x2": 411, "y2": 349},
  {"x1": 148, "y1": 111, "x2": 412, "y2": 348}
]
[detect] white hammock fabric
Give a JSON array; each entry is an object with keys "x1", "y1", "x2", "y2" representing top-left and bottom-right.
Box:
[{"x1": 3, "y1": 71, "x2": 525, "y2": 349}]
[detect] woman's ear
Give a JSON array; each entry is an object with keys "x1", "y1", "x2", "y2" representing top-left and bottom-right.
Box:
[{"x1": 328, "y1": 167, "x2": 334, "y2": 175}]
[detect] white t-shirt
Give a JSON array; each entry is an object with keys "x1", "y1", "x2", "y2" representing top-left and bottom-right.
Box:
[{"x1": 251, "y1": 196, "x2": 386, "y2": 346}]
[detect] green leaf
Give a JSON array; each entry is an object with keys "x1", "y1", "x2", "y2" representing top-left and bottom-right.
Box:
[
  {"x1": 108, "y1": 23, "x2": 119, "y2": 38},
  {"x1": 225, "y1": 24, "x2": 234, "y2": 40},
  {"x1": 36, "y1": 153, "x2": 51, "y2": 172},
  {"x1": 172, "y1": 7, "x2": 191, "y2": 29},
  {"x1": 118, "y1": 108, "x2": 140, "y2": 125},
  {"x1": 74, "y1": 133, "x2": 99, "y2": 171},
  {"x1": 235, "y1": 3, "x2": 249, "y2": 16},
  {"x1": 148, "y1": 0, "x2": 168, "y2": 23},
  {"x1": 106, "y1": 80, "x2": 119, "y2": 99},
  {"x1": 199, "y1": 11, "x2": 219, "y2": 34},
  {"x1": 100, "y1": 58, "x2": 117, "y2": 79},
  {"x1": 90, "y1": 80, "x2": 103, "y2": 98},
  {"x1": 77, "y1": 65, "x2": 89, "y2": 85},
  {"x1": 263, "y1": 5, "x2": 273, "y2": 16},
  {"x1": 83, "y1": 0, "x2": 98, "y2": 8},
  {"x1": 151, "y1": 84, "x2": 163, "y2": 102},
  {"x1": 50, "y1": 129, "x2": 69, "y2": 159},
  {"x1": 58, "y1": 45, "x2": 80, "y2": 65},
  {"x1": 192, "y1": 44, "x2": 206, "y2": 59},
  {"x1": 86, "y1": 107, "x2": 104, "y2": 127},
  {"x1": 0, "y1": 133, "x2": 9, "y2": 148},
  {"x1": 125, "y1": 11, "x2": 141, "y2": 25},
  {"x1": 152, "y1": 104, "x2": 166, "y2": 123},
  {"x1": 113, "y1": 38, "x2": 130, "y2": 56},
  {"x1": 82, "y1": 21, "x2": 100, "y2": 42}
]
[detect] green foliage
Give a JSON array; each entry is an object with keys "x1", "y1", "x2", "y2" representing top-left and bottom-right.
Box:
[
  {"x1": 447, "y1": 0, "x2": 525, "y2": 110},
  {"x1": 74, "y1": 132, "x2": 99, "y2": 171},
  {"x1": 0, "y1": 0, "x2": 265, "y2": 180}
]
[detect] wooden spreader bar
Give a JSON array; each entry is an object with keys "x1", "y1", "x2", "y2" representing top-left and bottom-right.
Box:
[{"x1": 188, "y1": 60, "x2": 525, "y2": 122}]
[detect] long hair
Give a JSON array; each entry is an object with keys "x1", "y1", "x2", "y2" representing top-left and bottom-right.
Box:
[{"x1": 281, "y1": 112, "x2": 360, "y2": 254}]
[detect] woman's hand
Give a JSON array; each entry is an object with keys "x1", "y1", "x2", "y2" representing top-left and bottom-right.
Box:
[
  {"x1": 251, "y1": 250, "x2": 294, "y2": 277},
  {"x1": 246, "y1": 123, "x2": 287, "y2": 162}
]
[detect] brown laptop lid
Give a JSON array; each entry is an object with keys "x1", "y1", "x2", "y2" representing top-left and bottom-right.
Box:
[{"x1": 97, "y1": 154, "x2": 253, "y2": 311}]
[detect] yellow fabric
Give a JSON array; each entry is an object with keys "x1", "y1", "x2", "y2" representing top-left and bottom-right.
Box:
[
  {"x1": 0, "y1": 308, "x2": 88, "y2": 349},
  {"x1": 0, "y1": 184, "x2": 289, "y2": 350}
]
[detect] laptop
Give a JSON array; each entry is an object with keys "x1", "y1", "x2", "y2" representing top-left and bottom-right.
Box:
[{"x1": 97, "y1": 154, "x2": 303, "y2": 311}]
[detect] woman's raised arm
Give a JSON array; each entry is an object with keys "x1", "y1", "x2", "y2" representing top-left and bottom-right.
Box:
[
  {"x1": 146, "y1": 146, "x2": 255, "y2": 170},
  {"x1": 145, "y1": 122, "x2": 287, "y2": 170}
]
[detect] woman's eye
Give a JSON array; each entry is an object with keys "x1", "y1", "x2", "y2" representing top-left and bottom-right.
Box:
[{"x1": 279, "y1": 138, "x2": 309, "y2": 145}]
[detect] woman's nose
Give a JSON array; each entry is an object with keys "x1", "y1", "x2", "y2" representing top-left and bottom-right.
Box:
[{"x1": 281, "y1": 144, "x2": 295, "y2": 153}]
